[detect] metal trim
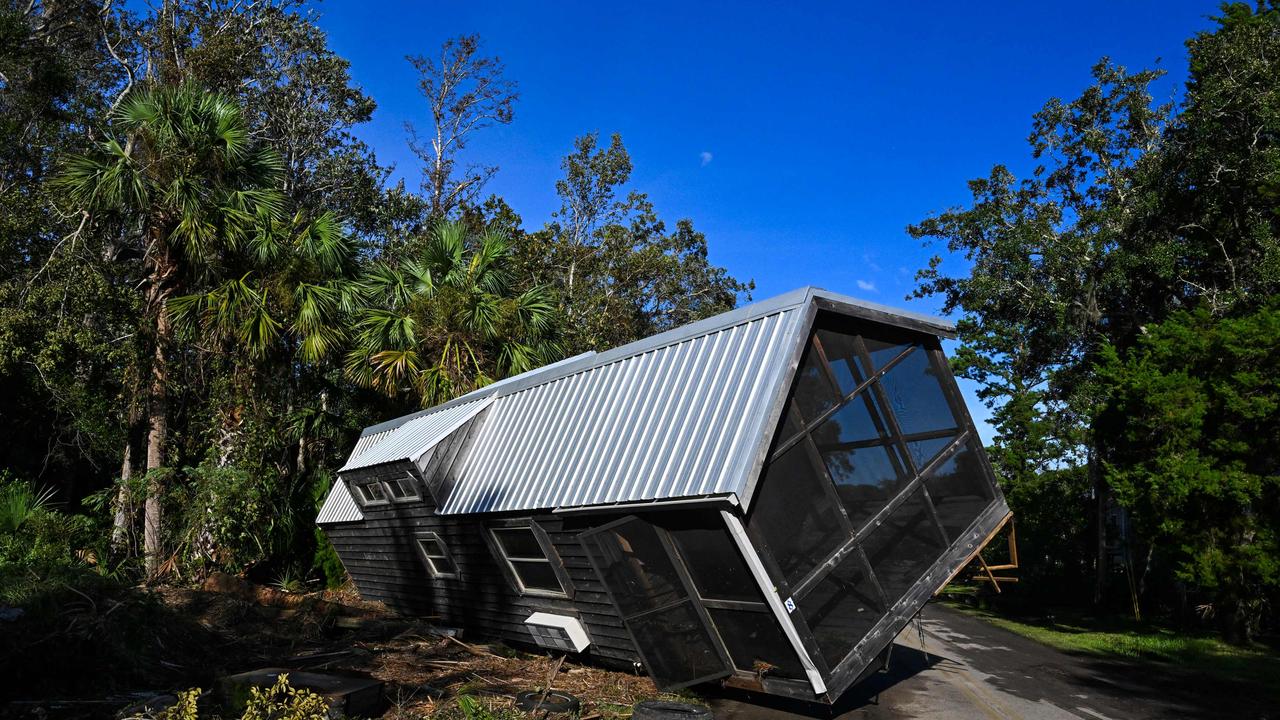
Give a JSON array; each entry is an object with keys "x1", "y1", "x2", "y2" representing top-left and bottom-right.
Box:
[
  {"x1": 721, "y1": 510, "x2": 827, "y2": 696},
  {"x1": 552, "y1": 493, "x2": 738, "y2": 515}
]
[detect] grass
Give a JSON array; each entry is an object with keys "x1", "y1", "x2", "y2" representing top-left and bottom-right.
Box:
[{"x1": 941, "y1": 595, "x2": 1280, "y2": 699}]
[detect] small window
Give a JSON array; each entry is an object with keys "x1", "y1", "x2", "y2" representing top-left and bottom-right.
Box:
[
  {"x1": 384, "y1": 474, "x2": 420, "y2": 502},
  {"x1": 489, "y1": 524, "x2": 569, "y2": 598},
  {"x1": 414, "y1": 532, "x2": 458, "y2": 578},
  {"x1": 353, "y1": 480, "x2": 387, "y2": 505}
]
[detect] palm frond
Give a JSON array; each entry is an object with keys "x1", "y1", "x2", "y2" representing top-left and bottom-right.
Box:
[
  {"x1": 355, "y1": 308, "x2": 416, "y2": 349},
  {"x1": 427, "y1": 220, "x2": 467, "y2": 286},
  {"x1": 513, "y1": 286, "x2": 559, "y2": 333},
  {"x1": 369, "y1": 348, "x2": 423, "y2": 396},
  {"x1": 294, "y1": 282, "x2": 347, "y2": 363},
  {"x1": 472, "y1": 228, "x2": 513, "y2": 294},
  {"x1": 296, "y1": 211, "x2": 353, "y2": 274}
]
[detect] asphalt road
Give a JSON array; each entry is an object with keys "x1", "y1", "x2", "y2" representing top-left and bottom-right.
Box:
[{"x1": 706, "y1": 602, "x2": 1273, "y2": 720}]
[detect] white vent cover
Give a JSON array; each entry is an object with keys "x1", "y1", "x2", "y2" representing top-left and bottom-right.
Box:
[{"x1": 524, "y1": 612, "x2": 591, "y2": 653}]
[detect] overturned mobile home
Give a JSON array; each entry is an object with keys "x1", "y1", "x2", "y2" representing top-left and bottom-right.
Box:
[{"x1": 316, "y1": 287, "x2": 1009, "y2": 702}]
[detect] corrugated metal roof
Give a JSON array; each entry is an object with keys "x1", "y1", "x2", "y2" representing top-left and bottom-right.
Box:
[
  {"x1": 440, "y1": 307, "x2": 802, "y2": 514},
  {"x1": 316, "y1": 479, "x2": 363, "y2": 524},
  {"x1": 326, "y1": 286, "x2": 956, "y2": 517},
  {"x1": 357, "y1": 351, "x2": 598, "y2": 438},
  {"x1": 343, "y1": 427, "x2": 395, "y2": 467},
  {"x1": 339, "y1": 397, "x2": 492, "y2": 472}
]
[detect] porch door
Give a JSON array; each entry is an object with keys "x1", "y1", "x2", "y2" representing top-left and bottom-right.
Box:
[{"x1": 580, "y1": 517, "x2": 733, "y2": 690}]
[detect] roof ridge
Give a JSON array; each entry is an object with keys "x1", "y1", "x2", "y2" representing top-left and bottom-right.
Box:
[
  {"x1": 477, "y1": 287, "x2": 814, "y2": 402},
  {"x1": 355, "y1": 285, "x2": 951, "y2": 438}
]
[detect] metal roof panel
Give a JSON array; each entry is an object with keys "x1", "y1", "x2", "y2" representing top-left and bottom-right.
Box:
[
  {"x1": 439, "y1": 307, "x2": 803, "y2": 514},
  {"x1": 315, "y1": 479, "x2": 363, "y2": 524},
  {"x1": 338, "y1": 397, "x2": 491, "y2": 472}
]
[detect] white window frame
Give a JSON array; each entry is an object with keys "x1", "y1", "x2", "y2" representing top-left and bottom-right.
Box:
[
  {"x1": 486, "y1": 522, "x2": 571, "y2": 599},
  {"x1": 348, "y1": 472, "x2": 422, "y2": 507},
  {"x1": 383, "y1": 472, "x2": 421, "y2": 502},
  {"x1": 414, "y1": 532, "x2": 459, "y2": 579},
  {"x1": 351, "y1": 479, "x2": 389, "y2": 507}
]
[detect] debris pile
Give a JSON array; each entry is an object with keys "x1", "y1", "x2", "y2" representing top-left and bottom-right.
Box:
[{"x1": 1, "y1": 575, "x2": 666, "y2": 719}]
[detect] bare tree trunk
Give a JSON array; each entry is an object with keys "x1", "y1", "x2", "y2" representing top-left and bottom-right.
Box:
[
  {"x1": 110, "y1": 405, "x2": 141, "y2": 554},
  {"x1": 143, "y1": 264, "x2": 173, "y2": 577}
]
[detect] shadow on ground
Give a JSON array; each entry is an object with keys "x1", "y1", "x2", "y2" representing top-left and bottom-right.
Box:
[
  {"x1": 926, "y1": 602, "x2": 1277, "y2": 720},
  {"x1": 704, "y1": 641, "x2": 940, "y2": 720}
]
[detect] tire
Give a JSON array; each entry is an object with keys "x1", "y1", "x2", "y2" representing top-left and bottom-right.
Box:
[
  {"x1": 632, "y1": 700, "x2": 713, "y2": 720},
  {"x1": 514, "y1": 690, "x2": 581, "y2": 714}
]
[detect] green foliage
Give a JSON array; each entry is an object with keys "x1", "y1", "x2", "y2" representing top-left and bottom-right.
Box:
[
  {"x1": 524, "y1": 132, "x2": 752, "y2": 355},
  {"x1": 0, "y1": 0, "x2": 752, "y2": 599},
  {"x1": 0, "y1": 476, "x2": 96, "y2": 607},
  {"x1": 909, "y1": 58, "x2": 1169, "y2": 486},
  {"x1": 1098, "y1": 303, "x2": 1280, "y2": 641},
  {"x1": 241, "y1": 673, "x2": 330, "y2": 720},
  {"x1": 312, "y1": 529, "x2": 347, "y2": 589},
  {"x1": 0, "y1": 476, "x2": 55, "y2": 533},
  {"x1": 139, "y1": 675, "x2": 329, "y2": 720},
  {"x1": 1129, "y1": 1, "x2": 1280, "y2": 312},
  {"x1": 998, "y1": 466, "x2": 1095, "y2": 602},
  {"x1": 348, "y1": 220, "x2": 562, "y2": 406},
  {"x1": 165, "y1": 460, "x2": 328, "y2": 581},
  {"x1": 169, "y1": 463, "x2": 275, "y2": 575},
  {"x1": 912, "y1": 3, "x2": 1280, "y2": 630}
]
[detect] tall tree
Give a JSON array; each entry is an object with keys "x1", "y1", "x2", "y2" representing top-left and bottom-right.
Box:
[
  {"x1": 347, "y1": 220, "x2": 560, "y2": 407},
  {"x1": 406, "y1": 34, "x2": 517, "y2": 219},
  {"x1": 524, "y1": 132, "x2": 752, "y2": 354},
  {"x1": 1124, "y1": 1, "x2": 1280, "y2": 315},
  {"x1": 0, "y1": 0, "x2": 139, "y2": 529},
  {"x1": 908, "y1": 61, "x2": 1170, "y2": 603},
  {"x1": 1098, "y1": 303, "x2": 1280, "y2": 642},
  {"x1": 913, "y1": 3, "x2": 1280, "y2": 617},
  {"x1": 131, "y1": 0, "x2": 396, "y2": 244},
  {"x1": 55, "y1": 85, "x2": 286, "y2": 573}
]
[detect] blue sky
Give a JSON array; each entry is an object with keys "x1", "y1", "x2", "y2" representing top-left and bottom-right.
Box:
[{"x1": 317, "y1": 1, "x2": 1221, "y2": 442}]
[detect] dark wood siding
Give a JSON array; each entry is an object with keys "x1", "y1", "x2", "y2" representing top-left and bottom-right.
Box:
[{"x1": 320, "y1": 460, "x2": 640, "y2": 667}]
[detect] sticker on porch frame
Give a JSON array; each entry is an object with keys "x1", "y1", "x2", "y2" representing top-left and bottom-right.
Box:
[{"x1": 784, "y1": 596, "x2": 796, "y2": 613}]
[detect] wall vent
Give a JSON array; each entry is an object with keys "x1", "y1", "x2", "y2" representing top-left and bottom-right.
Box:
[{"x1": 524, "y1": 612, "x2": 590, "y2": 653}]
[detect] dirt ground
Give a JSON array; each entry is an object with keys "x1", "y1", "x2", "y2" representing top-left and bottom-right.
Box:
[{"x1": 1, "y1": 575, "x2": 669, "y2": 719}]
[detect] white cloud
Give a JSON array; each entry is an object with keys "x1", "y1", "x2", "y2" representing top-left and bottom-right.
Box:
[
  {"x1": 699, "y1": 151, "x2": 713, "y2": 167},
  {"x1": 856, "y1": 279, "x2": 877, "y2": 293}
]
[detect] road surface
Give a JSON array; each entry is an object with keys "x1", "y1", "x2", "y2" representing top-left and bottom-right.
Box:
[{"x1": 707, "y1": 602, "x2": 1272, "y2": 720}]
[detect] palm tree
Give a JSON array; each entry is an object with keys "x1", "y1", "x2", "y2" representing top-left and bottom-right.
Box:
[
  {"x1": 56, "y1": 84, "x2": 285, "y2": 574},
  {"x1": 168, "y1": 209, "x2": 356, "y2": 365},
  {"x1": 347, "y1": 221, "x2": 562, "y2": 407},
  {"x1": 168, "y1": 209, "x2": 356, "y2": 468}
]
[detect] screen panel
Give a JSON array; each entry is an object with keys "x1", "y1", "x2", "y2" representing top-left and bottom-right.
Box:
[
  {"x1": 581, "y1": 517, "x2": 732, "y2": 690},
  {"x1": 748, "y1": 441, "x2": 850, "y2": 585},
  {"x1": 797, "y1": 552, "x2": 883, "y2": 668},
  {"x1": 747, "y1": 310, "x2": 1006, "y2": 685},
  {"x1": 922, "y1": 437, "x2": 996, "y2": 541},
  {"x1": 861, "y1": 488, "x2": 946, "y2": 606}
]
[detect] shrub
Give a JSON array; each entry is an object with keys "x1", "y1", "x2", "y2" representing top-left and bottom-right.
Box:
[
  {"x1": 134, "y1": 674, "x2": 330, "y2": 720},
  {"x1": 0, "y1": 476, "x2": 97, "y2": 607}
]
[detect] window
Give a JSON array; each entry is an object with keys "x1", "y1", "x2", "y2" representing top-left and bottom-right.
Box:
[
  {"x1": 414, "y1": 532, "x2": 458, "y2": 578},
  {"x1": 348, "y1": 473, "x2": 422, "y2": 507},
  {"x1": 353, "y1": 480, "x2": 387, "y2": 506},
  {"x1": 488, "y1": 524, "x2": 569, "y2": 598},
  {"x1": 384, "y1": 474, "x2": 420, "y2": 502}
]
